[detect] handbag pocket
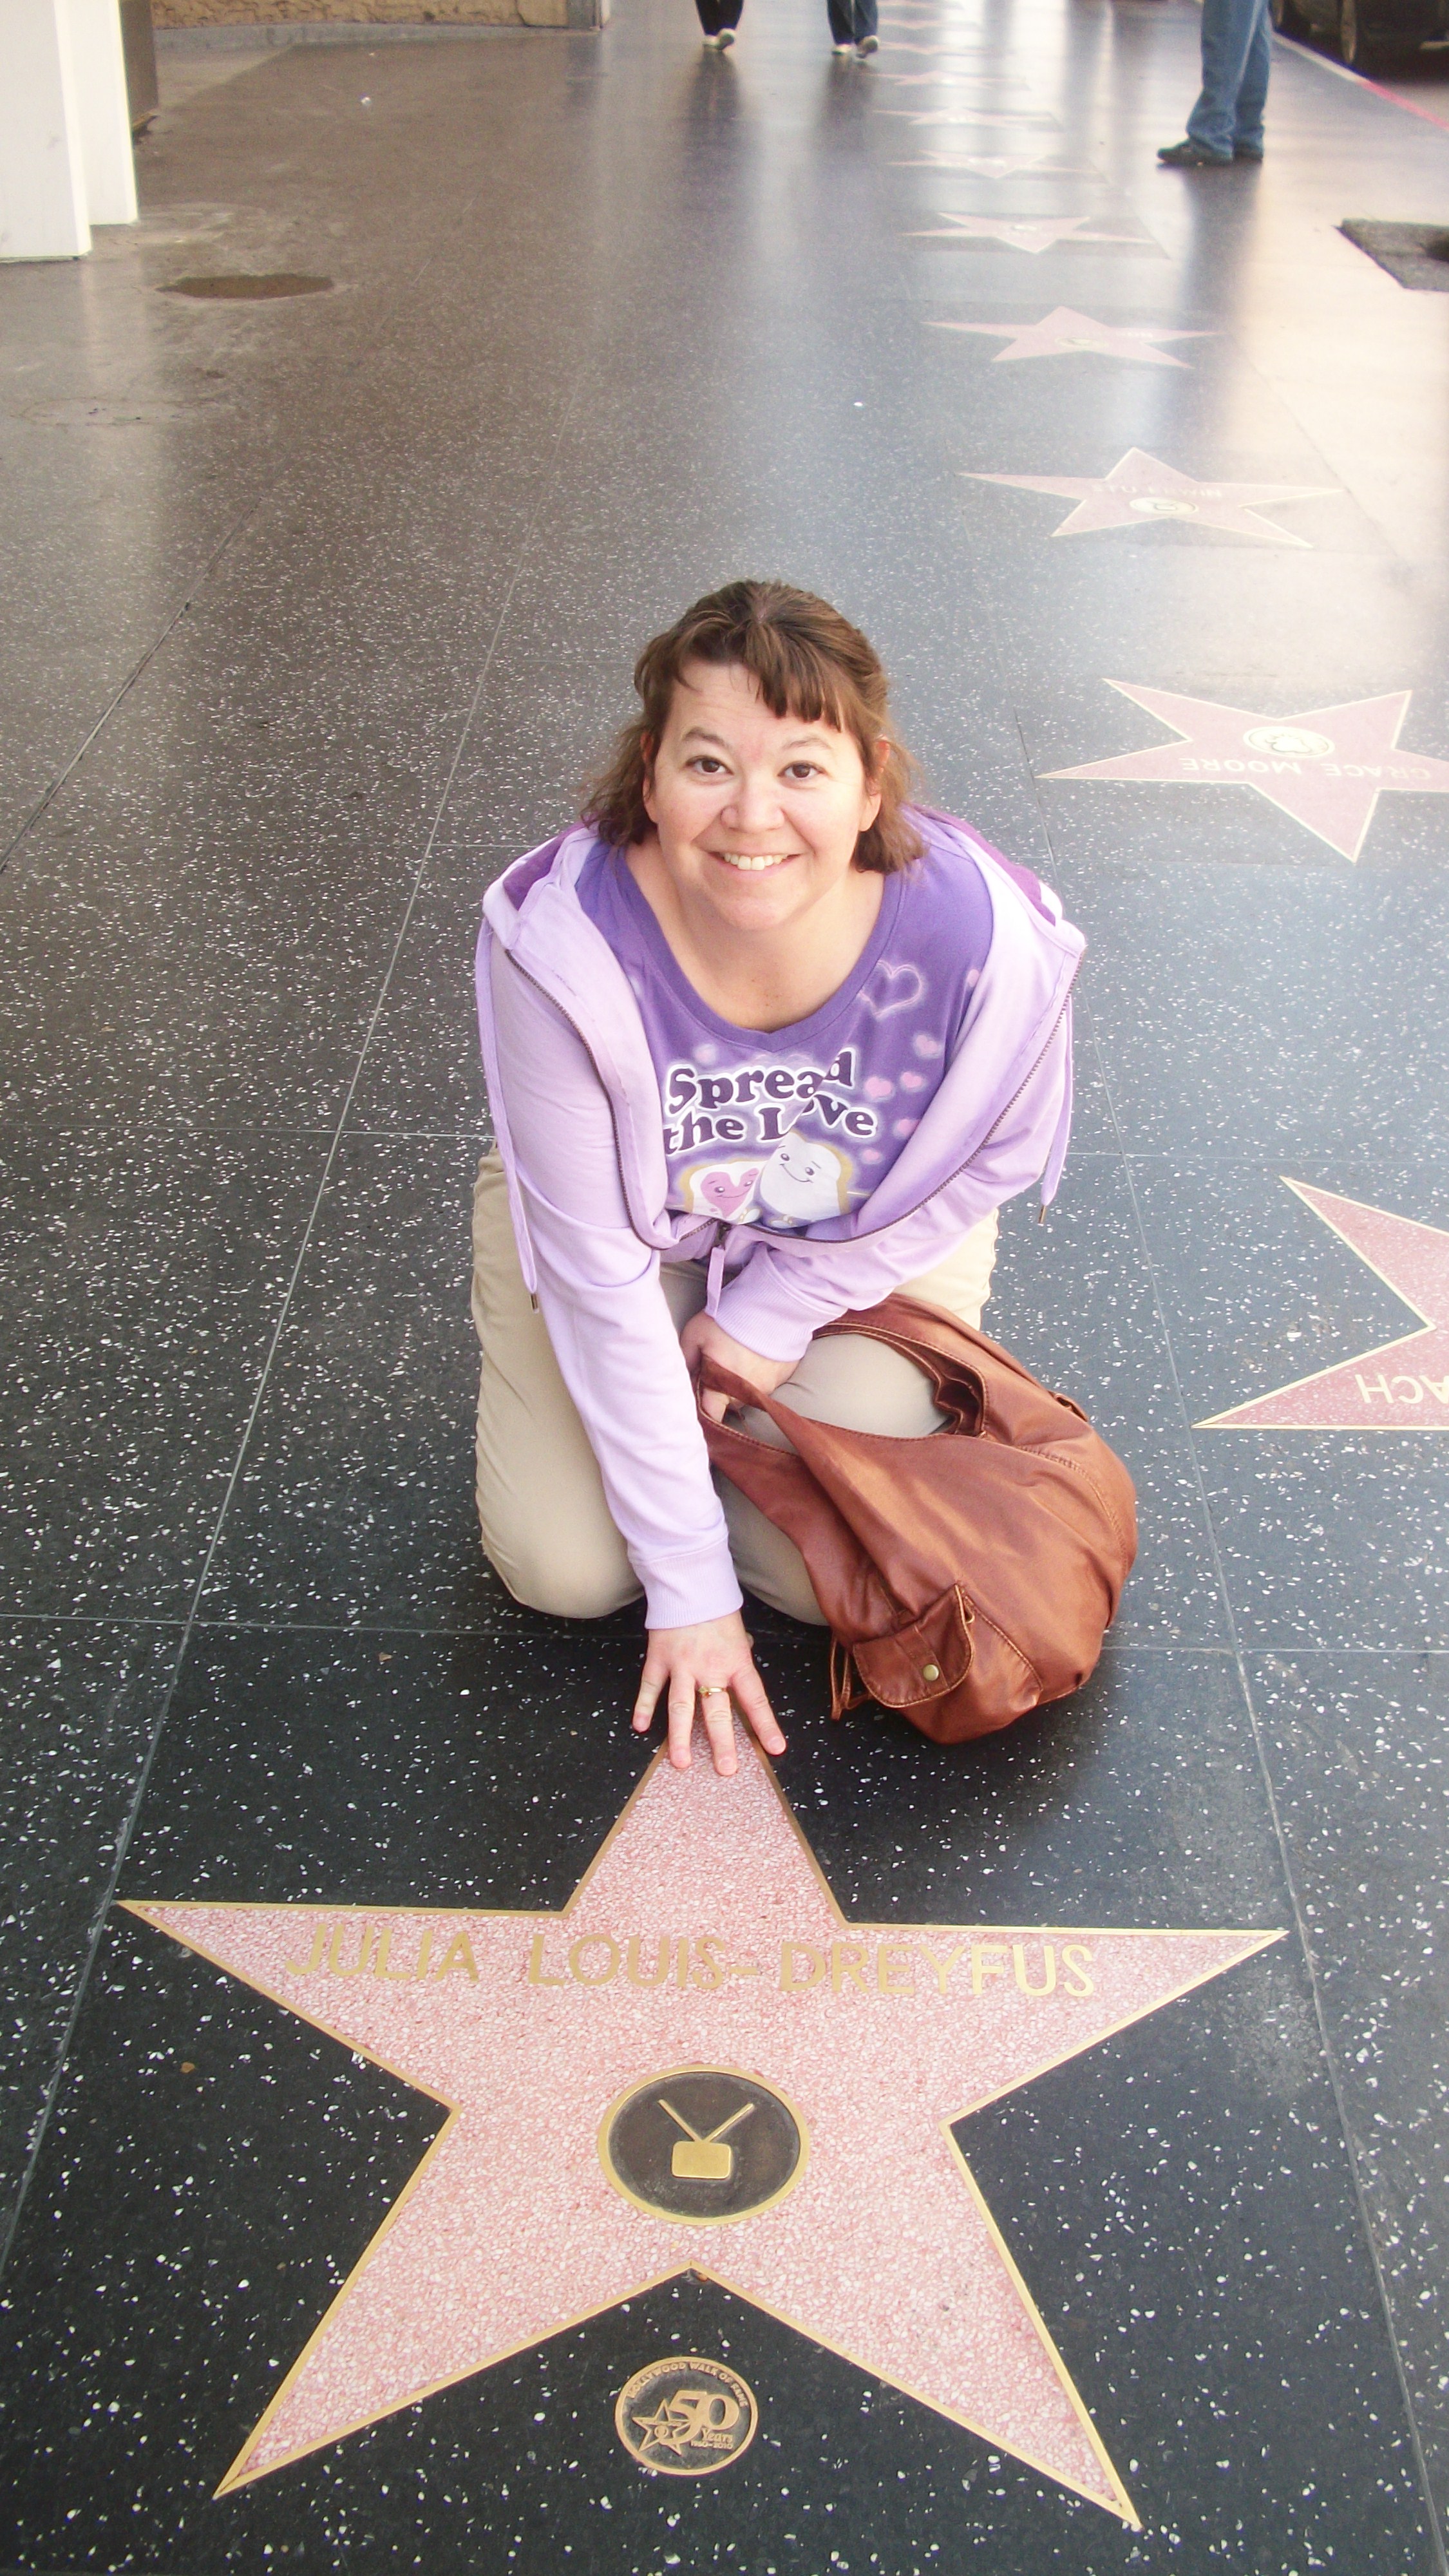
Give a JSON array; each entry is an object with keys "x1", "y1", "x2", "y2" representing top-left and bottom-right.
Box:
[{"x1": 847, "y1": 1586, "x2": 974, "y2": 1710}]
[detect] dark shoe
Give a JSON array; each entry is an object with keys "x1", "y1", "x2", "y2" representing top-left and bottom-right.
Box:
[
  {"x1": 1233, "y1": 140, "x2": 1264, "y2": 158},
  {"x1": 1157, "y1": 137, "x2": 1233, "y2": 165}
]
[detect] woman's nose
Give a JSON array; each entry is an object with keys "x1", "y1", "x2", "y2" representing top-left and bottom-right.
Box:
[{"x1": 720, "y1": 769, "x2": 782, "y2": 832}]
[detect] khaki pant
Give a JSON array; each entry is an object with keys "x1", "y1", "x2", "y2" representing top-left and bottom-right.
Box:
[{"x1": 471, "y1": 1153, "x2": 997, "y2": 1626}]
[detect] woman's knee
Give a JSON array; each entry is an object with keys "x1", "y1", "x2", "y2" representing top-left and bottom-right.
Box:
[{"x1": 480, "y1": 1526, "x2": 641, "y2": 1622}]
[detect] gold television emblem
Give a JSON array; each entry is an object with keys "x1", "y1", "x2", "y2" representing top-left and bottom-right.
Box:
[
  {"x1": 599, "y1": 2065, "x2": 808, "y2": 2225},
  {"x1": 660, "y1": 2096, "x2": 755, "y2": 2181}
]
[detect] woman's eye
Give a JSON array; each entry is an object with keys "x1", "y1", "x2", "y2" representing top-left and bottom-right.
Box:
[
  {"x1": 690, "y1": 758, "x2": 727, "y2": 775},
  {"x1": 784, "y1": 762, "x2": 821, "y2": 781}
]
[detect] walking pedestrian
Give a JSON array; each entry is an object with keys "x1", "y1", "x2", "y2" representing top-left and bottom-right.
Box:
[
  {"x1": 697, "y1": 0, "x2": 741, "y2": 50},
  {"x1": 828, "y1": 0, "x2": 880, "y2": 58},
  {"x1": 1157, "y1": 0, "x2": 1270, "y2": 165}
]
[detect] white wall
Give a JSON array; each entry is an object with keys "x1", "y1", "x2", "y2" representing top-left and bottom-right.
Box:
[
  {"x1": 71, "y1": 0, "x2": 139, "y2": 225},
  {"x1": 0, "y1": 0, "x2": 138, "y2": 261}
]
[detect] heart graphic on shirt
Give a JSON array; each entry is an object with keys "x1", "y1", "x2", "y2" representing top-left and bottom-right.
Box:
[
  {"x1": 861, "y1": 960, "x2": 926, "y2": 1019},
  {"x1": 694, "y1": 1165, "x2": 763, "y2": 1221}
]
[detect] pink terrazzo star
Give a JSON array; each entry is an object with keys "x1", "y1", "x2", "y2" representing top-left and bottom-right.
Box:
[
  {"x1": 881, "y1": 69, "x2": 1034, "y2": 86},
  {"x1": 907, "y1": 213, "x2": 1143, "y2": 252},
  {"x1": 1200, "y1": 1180, "x2": 1449, "y2": 1430},
  {"x1": 1045, "y1": 682, "x2": 1449, "y2": 860},
  {"x1": 969, "y1": 446, "x2": 1338, "y2": 539},
  {"x1": 891, "y1": 153, "x2": 1092, "y2": 173},
  {"x1": 882, "y1": 107, "x2": 1063, "y2": 127},
  {"x1": 128, "y1": 1734, "x2": 1276, "y2": 2517},
  {"x1": 930, "y1": 307, "x2": 1205, "y2": 362}
]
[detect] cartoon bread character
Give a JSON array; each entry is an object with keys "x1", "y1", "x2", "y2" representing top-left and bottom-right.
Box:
[{"x1": 755, "y1": 1136, "x2": 852, "y2": 1225}]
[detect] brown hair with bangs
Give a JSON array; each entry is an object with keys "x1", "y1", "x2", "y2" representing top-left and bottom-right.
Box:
[{"x1": 582, "y1": 580, "x2": 923, "y2": 875}]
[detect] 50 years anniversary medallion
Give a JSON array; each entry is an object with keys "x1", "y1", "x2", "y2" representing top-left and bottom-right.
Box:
[{"x1": 615, "y1": 2355, "x2": 759, "y2": 2476}]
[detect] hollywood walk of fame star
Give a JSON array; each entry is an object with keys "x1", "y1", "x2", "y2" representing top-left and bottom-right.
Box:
[
  {"x1": 881, "y1": 68, "x2": 1034, "y2": 84},
  {"x1": 930, "y1": 306, "x2": 1205, "y2": 363},
  {"x1": 1199, "y1": 1181, "x2": 1449, "y2": 1429},
  {"x1": 968, "y1": 447, "x2": 1340, "y2": 542},
  {"x1": 906, "y1": 212, "x2": 1144, "y2": 252},
  {"x1": 891, "y1": 152, "x2": 1093, "y2": 173},
  {"x1": 1043, "y1": 683, "x2": 1449, "y2": 862},
  {"x1": 128, "y1": 1728, "x2": 1277, "y2": 2517},
  {"x1": 881, "y1": 106, "x2": 1061, "y2": 127}
]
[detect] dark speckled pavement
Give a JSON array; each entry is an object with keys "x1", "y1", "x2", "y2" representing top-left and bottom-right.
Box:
[{"x1": 1, "y1": 7, "x2": 1448, "y2": 2570}]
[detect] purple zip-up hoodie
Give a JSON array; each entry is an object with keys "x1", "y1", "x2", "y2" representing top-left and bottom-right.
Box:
[{"x1": 475, "y1": 810, "x2": 1083, "y2": 1630}]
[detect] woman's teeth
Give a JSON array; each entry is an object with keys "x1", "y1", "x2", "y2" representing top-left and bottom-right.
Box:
[{"x1": 715, "y1": 851, "x2": 790, "y2": 871}]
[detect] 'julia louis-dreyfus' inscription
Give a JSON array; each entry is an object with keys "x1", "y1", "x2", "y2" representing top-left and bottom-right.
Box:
[{"x1": 282, "y1": 1920, "x2": 1095, "y2": 2000}]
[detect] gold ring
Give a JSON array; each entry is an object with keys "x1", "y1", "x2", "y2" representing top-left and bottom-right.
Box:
[{"x1": 699, "y1": 1685, "x2": 730, "y2": 1700}]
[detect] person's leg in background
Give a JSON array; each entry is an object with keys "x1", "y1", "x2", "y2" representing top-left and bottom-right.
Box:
[
  {"x1": 849, "y1": 0, "x2": 878, "y2": 52},
  {"x1": 826, "y1": 0, "x2": 858, "y2": 50},
  {"x1": 719, "y1": 1213, "x2": 999, "y2": 1622},
  {"x1": 1229, "y1": 0, "x2": 1271, "y2": 158},
  {"x1": 1183, "y1": 0, "x2": 1264, "y2": 159},
  {"x1": 696, "y1": 0, "x2": 743, "y2": 48}
]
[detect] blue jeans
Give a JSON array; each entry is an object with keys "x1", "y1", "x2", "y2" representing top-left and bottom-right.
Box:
[
  {"x1": 1186, "y1": 0, "x2": 1271, "y2": 156},
  {"x1": 828, "y1": 0, "x2": 878, "y2": 39}
]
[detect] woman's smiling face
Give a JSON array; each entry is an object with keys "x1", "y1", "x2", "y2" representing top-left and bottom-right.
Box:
[{"x1": 641, "y1": 658, "x2": 883, "y2": 934}]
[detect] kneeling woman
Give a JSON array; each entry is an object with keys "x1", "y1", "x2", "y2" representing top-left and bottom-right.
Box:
[{"x1": 473, "y1": 583, "x2": 1082, "y2": 1775}]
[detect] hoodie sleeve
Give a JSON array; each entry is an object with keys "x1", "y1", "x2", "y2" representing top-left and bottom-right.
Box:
[
  {"x1": 488, "y1": 947, "x2": 743, "y2": 1630},
  {"x1": 712, "y1": 1012, "x2": 1072, "y2": 1363}
]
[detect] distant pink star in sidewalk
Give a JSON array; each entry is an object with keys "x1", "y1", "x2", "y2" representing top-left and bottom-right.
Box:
[
  {"x1": 891, "y1": 152, "x2": 1091, "y2": 174},
  {"x1": 882, "y1": 68, "x2": 1034, "y2": 86},
  {"x1": 1044, "y1": 683, "x2": 1449, "y2": 861},
  {"x1": 907, "y1": 213, "x2": 1143, "y2": 252},
  {"x1": 1200, "y1": 1182, "x2": 1449, "y2": 1430},
  {"x1": 882, "y1": 107, "x2": 1062, "y2": 127},
  {"x1": 930, "y1": 307, "x2": 1206, "y2": 363},
  {"x1": 968, "y1": 446, "x2": 1338, "y2": 540},
  {"x1": 128, "y1": 1731, "x2": 1276, "y2": 2516}
]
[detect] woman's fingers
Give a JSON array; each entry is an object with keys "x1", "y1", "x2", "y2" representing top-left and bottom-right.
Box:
[
  {"x1": 697, "y1": 1685, "x2": 738, "y2": 1776},
  {"x1": 730, "y1": 1660, "x2": 786, "y2": 1758},
  {"x1": 632, "y1": 1615, "x2": 782, "y2": 1778},
  {"x1": 632, "y1": 1648, "x2": 666, "y2": 1734},
  {"x1": 666, "y1": 1661, "x2": 701, "y2": 1770}
]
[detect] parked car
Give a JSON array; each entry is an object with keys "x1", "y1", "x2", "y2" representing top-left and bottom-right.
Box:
[{"x1": 1273, "y1": 0, "x2": 1449, "y2": 70}]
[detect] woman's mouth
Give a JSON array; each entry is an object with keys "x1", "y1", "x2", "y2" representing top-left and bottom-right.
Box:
[{"x1": 711, "y1": 851, "x2": 793, "y2": 872}]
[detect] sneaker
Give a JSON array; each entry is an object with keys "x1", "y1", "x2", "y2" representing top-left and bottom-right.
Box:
[
  {"x1": 1157, "y1": 137, "x2": 1233, "y2": 165},
  {"x1": 702, "y1": 26, "x2": 735, "y2": 45},
  {"x1": 1233, "y1": 140, "x2": 1264, "y2": 158},
  {"x1": 855, "y1": 30, "x2": 880, "y2": 51}
]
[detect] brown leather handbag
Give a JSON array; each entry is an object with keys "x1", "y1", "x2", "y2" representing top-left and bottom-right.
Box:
[{"x1": 699, "y1": 1293, "x2": 1137, "y2": 1745}]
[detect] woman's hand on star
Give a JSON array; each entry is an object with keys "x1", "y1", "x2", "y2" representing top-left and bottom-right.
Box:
[
  {"x1": 679, "y1": 1309, "x2": 797, "y2": 1423},
  {"x1": 632, "y1": 1613, "x2": 786, "y2": 1774}
]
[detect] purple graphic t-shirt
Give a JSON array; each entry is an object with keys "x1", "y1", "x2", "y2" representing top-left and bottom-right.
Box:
[{"x1": 577, "y1": 839, "x2": 994, "y2": 1233}]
